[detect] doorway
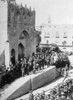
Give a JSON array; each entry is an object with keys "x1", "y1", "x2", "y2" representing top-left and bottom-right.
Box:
[{"x1": 18, "y1": 43, "x2": 25, "y2": 61}]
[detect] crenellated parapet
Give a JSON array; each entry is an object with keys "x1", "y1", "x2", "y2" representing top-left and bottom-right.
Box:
[{"x1": 8, "y1": 1, "x2": 35, "y2": 28}]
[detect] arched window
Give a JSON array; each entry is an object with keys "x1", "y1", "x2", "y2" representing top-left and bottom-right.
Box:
[
  {"x1": 11, "y1": 49, "x2": 15, "y2": 57},
  {"x1": 19, "y1": 30, "x2": 29, "y2": 39}
]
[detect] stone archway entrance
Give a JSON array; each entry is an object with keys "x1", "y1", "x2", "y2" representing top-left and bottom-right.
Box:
[
  {"x1": 18, "y1": 30, "x2": 30, "y2": 59},
  {"x1": 11, "y1": 49, "x2": 16, "y2": 66},
  {"x1": 18, "y1": 43, "x2": 25, "y2": 61}
]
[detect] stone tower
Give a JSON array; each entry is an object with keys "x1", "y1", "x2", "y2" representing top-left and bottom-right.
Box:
[{"x1": 3, "y1": 0, "x2": 39, "y2": 68}]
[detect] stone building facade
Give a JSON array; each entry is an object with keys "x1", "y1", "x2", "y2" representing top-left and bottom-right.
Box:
[
  {"x1": 40, "y1": 23, "x2": 73, "y2": 52},
  {"x1": 2, "y1": 1, "x2": 40, "y2": 67}
]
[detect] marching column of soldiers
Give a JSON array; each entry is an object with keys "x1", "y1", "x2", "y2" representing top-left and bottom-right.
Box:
[
  {"x1": 9, "y1": 51, "x2": 56, "y2": 79},
  {"x1": 20, "y1": 54, "x2": 48, "y2": 76}
]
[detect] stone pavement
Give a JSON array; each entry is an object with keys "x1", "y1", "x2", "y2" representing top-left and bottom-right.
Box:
[{"x1": 15, "y1": 77, "x2": 64, "y2": 100}]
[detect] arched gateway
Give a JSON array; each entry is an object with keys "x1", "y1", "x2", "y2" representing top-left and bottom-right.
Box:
[
  {"x1": 18, "y1": 43, "x2": 25, "y2": 61},
  {"x1": 18, "y1": 30, "x2": 30, "y2": 60}
]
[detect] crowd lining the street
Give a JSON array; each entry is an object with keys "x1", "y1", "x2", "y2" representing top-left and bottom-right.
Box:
[
  {"x1": 0, "y1": 50, "x2": 55, "y2": 88},
  {"x1": 0, "y1": 47, "x2": 72, "y2": 100}
]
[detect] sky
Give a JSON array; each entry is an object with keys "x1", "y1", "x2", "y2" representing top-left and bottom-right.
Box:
[{"x1": 16, "y1": 0, "x2": 73, "y2": 26}]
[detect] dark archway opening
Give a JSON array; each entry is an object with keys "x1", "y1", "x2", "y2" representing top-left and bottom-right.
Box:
[
  {"x1": 18, "y1": 43, "x2": 25, "y2": 61},
  {"x1": 11, "y1": 49, "x2": 16, "y2": 66}
]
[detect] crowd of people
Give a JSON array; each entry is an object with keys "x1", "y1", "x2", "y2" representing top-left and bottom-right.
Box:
[
  {"x1": 0, "y1": 50, "x2": 56, "y2": 88},
  {"x1": 0, "y1": 47, "x2": 71, "y2": 91},
  {"x1": 18, "y1": 55, "x2": 72, "y2": 100}
]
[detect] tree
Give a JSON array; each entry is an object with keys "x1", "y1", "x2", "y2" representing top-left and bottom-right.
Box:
[{"x1": 55, "y1": 53, "x2": 70, "y2": 69}]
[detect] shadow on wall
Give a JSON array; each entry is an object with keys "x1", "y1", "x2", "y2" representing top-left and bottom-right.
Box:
[{"x1": 0, "y1": 50, "x2": 5, "y2": 67}]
